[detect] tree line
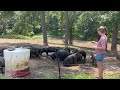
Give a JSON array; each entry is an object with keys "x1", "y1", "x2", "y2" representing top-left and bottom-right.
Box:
[{"x1": 0, "y1": 11, "x2": 119, "y2": 56}]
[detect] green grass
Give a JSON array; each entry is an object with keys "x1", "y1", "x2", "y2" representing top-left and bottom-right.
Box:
[
  {"x1": 63, "y1": 73, "x2": 94, "y2": 79},
  {"x1": 0, "y1": 32, "x2": 63, "y2": 40},
  {"x1": 0, "y1": 32, "x2": 99, "y2": 41},
  {"x1": 30, "y1": 34, "x2": 43, "y2": 39},
  {"x1": 42, "y1": 72, "x2": 120, "y2": 79},
  {"x1": 103, "y1": 73, "x2": 120, "y2": 79},
  {"x1": 0, "y1": 74, "x2": 12, "y2": 79},
  {"x1": 1, "y1": 72, "x2": 120, "y2": 79},
  {"x1": 63, "y1": 73, "x2": 120, "y2": 79},
  {"x1": 0, "y1": 34, "x2": 43, "y2": 40},
  {"x1": 42, "y1": 71, "x2": 59, "y2": 79},
  {"x1": 42, "y1": 72, "x2": 94, "y2": 79},
  {"x1": 0, "y1": 34, "x2": 30, "y2": 39},
  {"x1": 48, "y1": 31, "x2": 64, "y2": 36}
]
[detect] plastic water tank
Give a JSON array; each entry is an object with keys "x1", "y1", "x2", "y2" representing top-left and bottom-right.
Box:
[{"x1": 4, "y1": 48, "x2": 30, "y2": 77}]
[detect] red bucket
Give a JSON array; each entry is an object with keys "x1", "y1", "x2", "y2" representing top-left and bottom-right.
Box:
[
  {"x1": 6, "y1": 68, "x2": 30, "y2": 78},
  {"x1": 11, "y1": 68, "x2": 30, "y2": 77}
]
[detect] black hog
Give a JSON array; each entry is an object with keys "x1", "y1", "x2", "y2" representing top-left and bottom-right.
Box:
[
  {"x1": 63, "y1": 47, "x2": 71, "y2": 53},
  {"x1": 40, "y1": 47, "x2": 58, "y2": 56},
  {"x1": 76, "y1": 50, "x2": 86, "y2": 63},
  {"x1": 0, "y1": 56, "x2": 5, "y2": 74},
  {"x1": 63, "y1": 53, "x2": 82, "y2": 67},
  {"x1": 70, "y1": 48, "x2": 78, "y2": 54},
  {"x1": 50, "y1": 50, "x2": 70, "y2": 61},
  {"x1": 29, "y1": 47, "x2": 41, "y2": 59}
]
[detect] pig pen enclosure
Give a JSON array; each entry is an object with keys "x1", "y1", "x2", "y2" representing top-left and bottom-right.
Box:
[{"x1": 0, "y1": 38, "x2": 120, "y2": 79}]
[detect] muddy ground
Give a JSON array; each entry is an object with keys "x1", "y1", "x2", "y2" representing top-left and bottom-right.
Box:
[{"x1": 0, "y1": 38, "x2": 120, "y2": 79}]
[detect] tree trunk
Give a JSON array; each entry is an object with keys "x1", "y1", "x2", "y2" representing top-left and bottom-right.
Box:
[
  {"x1": 65, "y1": 11, "x2": 69, "y2": 47},
  {"x1": 60, "y1": 23, "x2": 63, "y2": 31},
  {"x1": 32, "y1": 11, "x2": 36, "y2": 32},
  {"x1": 60, "y1": 12, "x2": 64, "y2": 31},
  {"x1": 41, "y1": 11, "x2": 48, "y2": 46},
  {"x1": 69, "y1": 27, "x2": 73, "y2": 45},
  {"x1": 111, "y1": 24, "x2": 118, "y2": 55},
  {"x1": 56, "y1": 27, "x2": 58, "y2": 36},
  {"x1": 3, "y1": 22, "x2": 6, "y2": 34},
  {"x1": 32, "y1": 11, "x2": 35, "y2": 21}
]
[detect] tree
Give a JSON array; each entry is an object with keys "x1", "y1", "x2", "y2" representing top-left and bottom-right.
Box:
[
  {"x1": 68, "y1": 11, "x2": 81, "y2": 45},
  {"x1": 0, "y1": 11, "x2": 14, "y2": 35},
  {"x1": 13, "y1": 11, "x2": 34, "y2": 36},
  {"x1": 108, "y1": 11, "x2": 119, "y2": 57},
  {"x1": 59, "y1": 11, "x2": 64, "y2": 31},
  {"x1": 111, "y1": 23, "x2": 118, "y2": 54},
  {"x1": 64, "y1": 11, "x2": 69, "y2": 47},
  {"x1": 41, "y1": 11, "x2": 48, "y2": 46}
]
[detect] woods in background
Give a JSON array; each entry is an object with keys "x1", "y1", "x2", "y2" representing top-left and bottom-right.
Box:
[{"x1": 0, "y1": 11, "x2": 119, "y2": 56}]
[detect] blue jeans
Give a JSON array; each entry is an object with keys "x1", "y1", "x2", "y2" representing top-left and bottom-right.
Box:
[{"x1": 96, "y1": 53, "x2": 106, "y2": 62}]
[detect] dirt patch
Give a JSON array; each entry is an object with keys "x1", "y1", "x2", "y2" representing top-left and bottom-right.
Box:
[
  {"x1": 0, "y1": 38, "x2": 120, "y2": 79},
  {"x1": 17, "y1": 56, "x2": 120, "y2": 79}
]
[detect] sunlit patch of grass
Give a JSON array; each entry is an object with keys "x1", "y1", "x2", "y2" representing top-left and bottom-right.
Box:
[
  {"x1": 30, "y1": 34, "x2": 43, "y2": 39},
  {"x1": 63, "y1": 73, "x2": 94, "y2": 79},
  {"x1": 0, "y1": 34, "x2": 43, "y2": 40},
  {"x1": 0, "y1": 34, "x2": 30, "y2": 40}
]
